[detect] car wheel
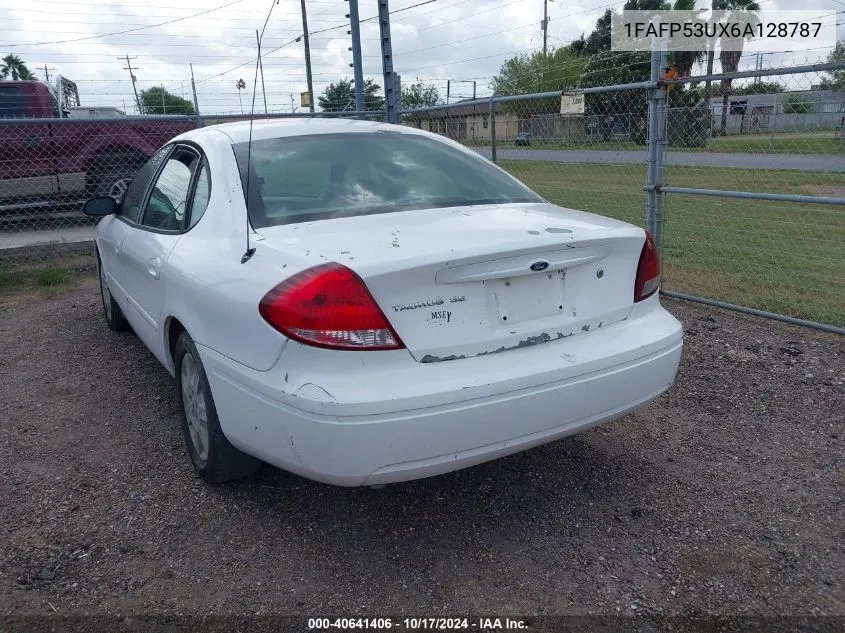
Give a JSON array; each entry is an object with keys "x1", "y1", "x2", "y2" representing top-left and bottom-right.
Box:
[
  {"x1": 97, "y1": 252, "x2": 128, "y2": 331},
  {"x1": 174, "y1": 331, "x2": 262, "y2": 483},
  {"x1": 95, "y1": 165, "x2": 138, "y2": 204}
]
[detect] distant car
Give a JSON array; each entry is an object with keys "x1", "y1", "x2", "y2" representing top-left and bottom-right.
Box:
[
  {"x1": 83, "y1": 119, "x2": 683, "y2": 487},
  {"x1": 0, "y1": 79, "x2": 195, "y2": 212},
  {"x1": 515, "y1": 132, "x2": 531, "y2": 146}
]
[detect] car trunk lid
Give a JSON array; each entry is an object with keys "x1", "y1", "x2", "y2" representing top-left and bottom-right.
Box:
[{"x1": 257, "y1": 202, "x2": 646, "y2": 362}]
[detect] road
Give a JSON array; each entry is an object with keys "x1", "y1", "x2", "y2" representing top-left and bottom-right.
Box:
[{"x1": 474, "y1": 148, "x2": 845, "y2": 172}]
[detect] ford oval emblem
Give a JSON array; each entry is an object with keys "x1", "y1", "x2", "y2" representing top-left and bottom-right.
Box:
[{"x1": 530, "y1": 261, "x2": 549, "y2": 272}]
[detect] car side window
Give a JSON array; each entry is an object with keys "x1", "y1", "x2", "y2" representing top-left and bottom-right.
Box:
[
  {"x1": 118, "y1": 146, "x2": 170, "y2": 224},
  {"x1": 188, "y1": 162, "x2": 211, "y2": 229},
  {"x1": 141, "y1": 148, "x2": 200, "y2": 232}
]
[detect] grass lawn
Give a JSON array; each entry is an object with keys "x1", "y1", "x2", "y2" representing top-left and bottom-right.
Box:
[
  {"x1": 707, "y1": 135, "x2": 845, "y2": 155},
  {"x1": 486, "y1": 132, "x2": 845, "y2": 155},
  {"x1": 500, "y1": 160, "x2": 845, "y2": 327},
  {"x1": 0, "y1": 254, "x2": 93, "y2": 298}
]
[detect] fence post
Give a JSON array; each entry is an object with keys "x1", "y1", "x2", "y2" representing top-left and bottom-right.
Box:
[
  {"x1": 646, "y1": 31, "x2": 668, "y2": 253},
  {"x1": 377, "y1": 0, "x2": 400, "y2": 124},
  {"x1": 655, "y1": 44, "x2": 669, "y2": 254},
  {"x1": 490, "y1": 94, "x2": 497, "y2": 163}
]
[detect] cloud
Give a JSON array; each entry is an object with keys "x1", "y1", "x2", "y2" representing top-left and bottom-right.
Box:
[{"x1": 1, "y1": 0, "x2": 841, "y2": 113}]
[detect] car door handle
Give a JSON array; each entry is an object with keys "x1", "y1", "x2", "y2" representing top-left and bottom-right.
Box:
[{"x1": 147, "y1": 257, "x2": 162, "y2": 279}]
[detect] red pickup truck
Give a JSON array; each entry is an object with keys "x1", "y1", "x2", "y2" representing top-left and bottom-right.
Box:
[{"x1": 0, "y1": 78, "x2": 196, "y2": 212}]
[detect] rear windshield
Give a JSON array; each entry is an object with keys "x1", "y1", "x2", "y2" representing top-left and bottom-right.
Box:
[
  {"x1": 232, "y1": 132, "x2": 543, "y2": 228},
  {"x1": 0, "y1": 86, "x2": 26, "y2": 119}
]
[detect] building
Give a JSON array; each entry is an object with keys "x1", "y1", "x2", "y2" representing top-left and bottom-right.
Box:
[
  {"x1": 405, "y1": 100, "x2": 520, "y2": 144},
  {"x1": 707, "y1": 90, "x2": 845, "y2": 134}
]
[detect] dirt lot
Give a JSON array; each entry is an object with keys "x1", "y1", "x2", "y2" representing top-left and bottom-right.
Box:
[{"x1": 0, "y1": 275, "x2": 843, "y2": 628}]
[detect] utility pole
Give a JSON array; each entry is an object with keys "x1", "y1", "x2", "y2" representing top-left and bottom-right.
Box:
[
  {"x1": 42, "y1": 64, "x2": 55, "y2": 83},
  {"x1": 445, "y1": 80, "x2": 476, "y2": 103},
  {"x1": 160, "y1": 85, "x2": 167, "y2": 114},
  {"x1": 540, "y1": 0, "x2": 553, "y2": 88},
  {"x1": 256, "y1": 30, "x2": 268, "y2": 114},
  {"x1": 347, "y1": 0, "x2": 366, "y2": 113},
  {"x1": 120, "y1": 54, "x2": 142, "y2": 114},
  {"x1": 542, "y1": 0, "x2": 549, "y2": 58},
  {"x1": 299, "y1": 0, "x2": 315, "y2": 113},
  {"x1": 755, "y1": 52, "x2": 773, "y2": 84},
  {"x1": 190, "y1": 63, "x2": 202, "y2": 123}
]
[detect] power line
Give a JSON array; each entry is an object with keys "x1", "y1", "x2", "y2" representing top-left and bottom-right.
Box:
[
  {"x1": 4, "y1": 0, "x2": 249, "y2": 47},
  {"x1": 198, "y1": 0, "x2": 442, "y2": 84}
]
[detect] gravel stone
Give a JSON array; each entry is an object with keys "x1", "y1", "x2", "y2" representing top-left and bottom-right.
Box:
[{"x1": 0, "y1": 276, "x2": 842, "y2": 621}]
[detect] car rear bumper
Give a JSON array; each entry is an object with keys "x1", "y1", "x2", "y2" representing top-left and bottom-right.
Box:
[{"x1": 199, "y1": 296, "x2": 683, "y2": 486}]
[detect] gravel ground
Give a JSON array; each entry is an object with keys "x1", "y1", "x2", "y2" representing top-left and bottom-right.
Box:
[{"x1": 0, "y1": 275, "x2": 843, "y2": 629}]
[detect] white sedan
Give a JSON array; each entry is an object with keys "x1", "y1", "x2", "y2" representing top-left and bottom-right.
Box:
[{"x1": 84, "y1": 118, "x2": 683, "y2": 486}]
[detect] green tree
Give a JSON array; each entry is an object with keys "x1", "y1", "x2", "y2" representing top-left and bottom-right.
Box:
[
  {"x1": 139, "y1": 86, "x2": 196, "y2": 115},
  {"x1": 1, "y1": 54, "x2": 34, "y2": 80},
  {"x1": 236, "y1": 78, "x2": 246, "y2": 114},
  {"x1": 820, "y1": 41, "x2": 845, "y2": 91},
  {"x1": 578, "y1": 49, "x2": 652, "y2": 141},
  {"x1": 491, "y1": 47, "x2": 585, "y2": 114},
  {"x1": 713, "y1": 0, "x2": 761, "y2": 134},
  {"x1": 318, "y1": 78, "x2": 385, "y2": 112},
  {"x1": 574, "y1": 0, "x2": 671, "y2": 56},
  {"x1": 568, "y1": 0, "x2": 673, "y2": 142},
  {"x1": 400, "y1": 79, "x2": 440, "y2": 110},
  {"x1": 733, "y1": 81, "x2": 783, "y2": 95},
  {"x1": 669, "y1": 0, "x2": 707, "y2": 79},
  {"x1": 782, "y1": 95, "x2": 813, "y2": 114}
]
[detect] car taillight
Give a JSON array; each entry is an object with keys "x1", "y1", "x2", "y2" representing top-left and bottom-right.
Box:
[
  {"x1": 258, "y1": 263, "x2": 405, "y2": 351},
  {"x1": 634, "y1": 231, "x2": 661, "y2": 302}
]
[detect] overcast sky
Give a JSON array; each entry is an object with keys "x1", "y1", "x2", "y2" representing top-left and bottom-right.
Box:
[{"x1": 1, "y1": 0, "x2": 842, "y2": 114}]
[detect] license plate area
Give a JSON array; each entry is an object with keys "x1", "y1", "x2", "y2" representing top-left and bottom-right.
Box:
[{"x1": 486, "y1": 270, "x2": 566, "y2": 325}]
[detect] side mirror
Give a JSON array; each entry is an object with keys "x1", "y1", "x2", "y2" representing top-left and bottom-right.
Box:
[{"x1": 83, "y1": 196, "x2": 117, "y2": 217}]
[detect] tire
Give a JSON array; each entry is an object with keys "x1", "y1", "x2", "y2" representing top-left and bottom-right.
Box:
[
  {"x1": 93, "y1": 164, "x2": 139, "y2": 204},
  {"x1": 97, "y1": 252, "x2": 129, "y2": 332},
  {"x1": 174, "y1": 331, "x2": 262, "y2": 483}
]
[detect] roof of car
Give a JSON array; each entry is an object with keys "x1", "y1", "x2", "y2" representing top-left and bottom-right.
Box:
[{"x1": 199, "y1": 117, "x2": 422, "y2": 144}]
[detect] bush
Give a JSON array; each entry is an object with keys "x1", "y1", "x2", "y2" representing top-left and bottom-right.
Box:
[{"x1": 782, "y1": 96, "x2": 813, "y2": 114}]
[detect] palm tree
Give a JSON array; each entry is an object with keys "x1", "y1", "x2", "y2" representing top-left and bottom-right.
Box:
[
  {"x1": 236, "y1": 78, "x2": 246, "y2": 114},
  {"x1": 1, "y1": 54, "x2": 34, "y2": 80},
  {"x1": 714, "y1": 0, "x2": 761, "y2": 134},
  {"x1": 670, "y1": 0, "x2": 707, "y2": 78}
]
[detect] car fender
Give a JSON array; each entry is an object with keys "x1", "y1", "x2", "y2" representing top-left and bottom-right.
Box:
[{"x1": 157, "y1": 131, "x2": 289, "y2": 374}]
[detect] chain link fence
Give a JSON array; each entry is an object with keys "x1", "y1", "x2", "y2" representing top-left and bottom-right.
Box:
[
  {"x1": 402, "y1": 57, "x2": 845, "y2": 332},
  {"x1": 2, "y1": 60, "x2": 844, "y2": 331},
  {"x1": 0, "y1": 115, "x2": 196, "y2": 271},
  {"x1": 0, "y1": 111, "x2": 375, "y2": 270},
  {"x1": 659, "y1": 60, "x2": 845, "y2": 333}
]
